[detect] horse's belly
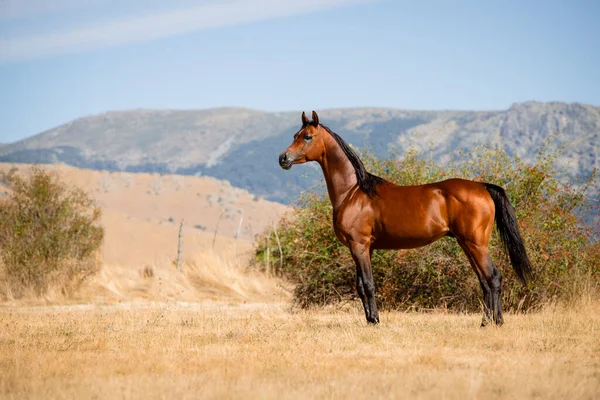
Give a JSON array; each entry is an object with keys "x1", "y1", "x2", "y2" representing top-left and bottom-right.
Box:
[
  {"x1": 372, "y1": 227, "x2": 448, "y2": 250},
  {"x1": 372, "y1": 236, "x2": 435, "y2": 250}
]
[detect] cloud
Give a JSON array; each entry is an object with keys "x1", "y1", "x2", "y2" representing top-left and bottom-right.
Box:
[
  {"x1": 0, "y1": 0, "x2": 372, "y2": 63},
  {"x1": 0, "y1": 0, "x2": 112, "y2": 20}
]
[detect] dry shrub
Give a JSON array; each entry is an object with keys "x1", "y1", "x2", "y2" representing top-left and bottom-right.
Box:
[
  {"x1": 0, "y1": 166, "x2": 104, "y2": 299},
  {"x1": 254, "y1": 141, "x2": 599, "y2": 312}
]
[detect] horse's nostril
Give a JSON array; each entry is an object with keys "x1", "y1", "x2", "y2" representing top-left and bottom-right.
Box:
[{"x1": 279, "y1": 152, "x2": 293, "y2": 170}]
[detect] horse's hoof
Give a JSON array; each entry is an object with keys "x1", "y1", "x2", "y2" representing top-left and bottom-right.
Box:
[{"x1": 481, "y1": 318, "x2": 503, "y2": 327}]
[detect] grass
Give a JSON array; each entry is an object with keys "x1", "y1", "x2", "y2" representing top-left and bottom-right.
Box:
[{"x1": 1, "y1": 299, "x2": 598, "y2": 399}]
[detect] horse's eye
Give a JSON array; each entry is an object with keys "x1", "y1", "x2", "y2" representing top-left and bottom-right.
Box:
[{"x1": 304, "y1": 134, "x2": 312, "y2": 141}]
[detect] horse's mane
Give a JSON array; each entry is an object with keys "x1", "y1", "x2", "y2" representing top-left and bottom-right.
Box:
[{"x1": 320, "y1": 124, "x2": 386, "y2": 196}]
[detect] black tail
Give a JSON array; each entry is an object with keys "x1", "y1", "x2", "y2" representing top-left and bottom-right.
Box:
[{"x1": 484, "y1": 183, "x2": 533, "y2": 284}]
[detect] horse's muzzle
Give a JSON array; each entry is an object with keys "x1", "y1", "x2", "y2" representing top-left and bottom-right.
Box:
[{"x1": 279, "y1": 152, "x2": 293, "y2": 170}]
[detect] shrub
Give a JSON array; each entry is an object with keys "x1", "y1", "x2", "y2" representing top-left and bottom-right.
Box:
[
  {"x1": 0, "y1": 166, "x2": 104, "y2": 298},
  {"x1": 254, "y1": 143, "x2": 599, "y2": 312}
]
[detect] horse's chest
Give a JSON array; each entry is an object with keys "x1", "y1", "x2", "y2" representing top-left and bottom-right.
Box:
[
  {"x1": 332, "y1": 207, "x2": 372, "y2": 247},
  {"x1": 331, "y1": 213, "x2": 349, "y2": 246}
]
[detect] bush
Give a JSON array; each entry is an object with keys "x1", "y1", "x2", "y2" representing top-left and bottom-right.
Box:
[
  {"x1": 0, "y1": 166, "x2": 104, "y2": 298},
  {"x1": 254, "y1": 142, "x2": 599, "y2": 312}
]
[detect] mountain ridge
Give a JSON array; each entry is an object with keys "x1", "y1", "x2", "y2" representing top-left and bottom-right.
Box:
[{"x1": 1, "y1": 101, "x2": 598, "y2": 203}]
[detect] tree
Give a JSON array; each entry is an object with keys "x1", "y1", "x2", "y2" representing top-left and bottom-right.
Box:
[{"x1": 0, "y1": 166, "x2": 104, "y2": 297}]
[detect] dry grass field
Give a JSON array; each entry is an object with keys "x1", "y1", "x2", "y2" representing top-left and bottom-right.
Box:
[
  {"x1": 1, "y1": 299, "x2": 599, "y2": 399},
  {"x1": 0, "y1": 163, "x2": 598, "y2": 399}
]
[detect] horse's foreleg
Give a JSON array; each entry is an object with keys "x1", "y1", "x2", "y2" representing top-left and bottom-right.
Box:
[
  {"x1": 355, "y1": 270, "x2": 369, "y2": 320},
  {"x1": 350, "y1": 241, "x2": 379, "y2": 324}
]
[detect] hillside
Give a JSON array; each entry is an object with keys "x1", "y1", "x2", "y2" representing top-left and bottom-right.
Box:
[
  {"x1": 0, "y1": 163, "x2": 289, "y2": 263},
  {"x1": 1, "y1": 102, "x2": 598, "y2": 203},
  {"x1": 0, "y1": 163, "x2": 290, "y2": 302}
]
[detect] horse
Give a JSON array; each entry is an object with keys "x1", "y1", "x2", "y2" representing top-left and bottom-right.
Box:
[{"x1": 278, "y1": 111, "x2": 532, "y2": 326}]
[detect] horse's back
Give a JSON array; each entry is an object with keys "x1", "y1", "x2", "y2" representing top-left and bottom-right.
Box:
[
  {"x1": 377, "y1": 178, "x2": 489, "y2": 208},
  {"x1": 429, "y1": 178, "x2": 490, "y2": 197}
]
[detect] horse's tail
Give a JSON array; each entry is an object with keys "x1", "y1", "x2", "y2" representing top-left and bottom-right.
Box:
[{"x1": 484, "y1": 183, "x2": 533, "y2": 284}]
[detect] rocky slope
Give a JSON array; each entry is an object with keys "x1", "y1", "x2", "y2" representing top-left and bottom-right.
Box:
[{"x1": 1, "y1": 102, "x2": 598, "y2": 203}]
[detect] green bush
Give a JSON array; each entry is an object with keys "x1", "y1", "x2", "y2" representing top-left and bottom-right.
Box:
[
  {"x1": 254, "y1": 143, "x2": 599, "y2": 312},
  {"x1": 0, "y1": 166, "x2": 104, "y2": 298}
]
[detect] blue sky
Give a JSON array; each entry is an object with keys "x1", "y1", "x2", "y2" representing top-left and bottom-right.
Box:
[{"x1": 0, "y1": 0, "x2": 598, "y2": 143}]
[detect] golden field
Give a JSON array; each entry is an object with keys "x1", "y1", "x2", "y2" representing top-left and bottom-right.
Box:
[
  {"x1": 0, "y1": 163, "x2": 599, "y2": 399},
  {"x1": 1, "y1": 300, "x2": 599, "y2": 399}
]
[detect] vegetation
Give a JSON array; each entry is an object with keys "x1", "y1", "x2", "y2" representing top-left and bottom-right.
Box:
[
  {"x1": 254, "y1": 142, "x2": 599, "y2": 312},
  {"x1": 2, "y1": 302, "x2": 598, "y2": 399},
  {"x1": 0, "y1": 166, "x2": 104, "y2": 298}
]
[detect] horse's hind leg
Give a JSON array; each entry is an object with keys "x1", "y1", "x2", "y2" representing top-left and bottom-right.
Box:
[
  {"x1": 458, "y1": 241, "x2": 503, "y2": 326},
  {"x1": 487, "y1": 258, "x2": 503, "y2": 325}
]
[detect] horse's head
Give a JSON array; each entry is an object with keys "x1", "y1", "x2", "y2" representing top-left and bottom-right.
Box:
[{"x1": 279, "y1": 111, "x2": 325, "y2": 170}]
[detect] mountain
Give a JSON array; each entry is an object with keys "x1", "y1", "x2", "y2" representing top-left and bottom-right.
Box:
[{"x1": 1, "y1": 102, "x2": 598, "y2": 204}]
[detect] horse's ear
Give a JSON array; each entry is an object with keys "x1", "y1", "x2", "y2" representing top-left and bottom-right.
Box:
[
  {"x1": 311, "y1": 111, "x2": 319, "y2": 126},
  {"x1": 301, "y1": 111, "x2": 310, "y2": 127}
]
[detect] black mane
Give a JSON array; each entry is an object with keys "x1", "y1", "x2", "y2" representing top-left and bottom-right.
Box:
[{"x1": 320, "y1": 125, "x2": 386, "y2": 196}]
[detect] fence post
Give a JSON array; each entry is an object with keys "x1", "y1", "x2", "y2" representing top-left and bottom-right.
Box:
[
  {"x1": 177, "y1": 219, "x2": 184, "y2": 273},
  {"x1": 212, "y1": 212, "x2": 223, "y2": 249},
  {"x1": 233, "y1": 209, "x2": 244, "y2": 266}
]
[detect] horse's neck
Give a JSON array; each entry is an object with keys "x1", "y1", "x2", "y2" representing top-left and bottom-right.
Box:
[{"x1": 318, "y1": 133, "x2": 357, "y2": 210}]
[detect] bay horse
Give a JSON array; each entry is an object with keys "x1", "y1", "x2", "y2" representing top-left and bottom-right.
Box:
[{"x1": 278, "y1": 111, "x2": 532, "y2": 326}]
